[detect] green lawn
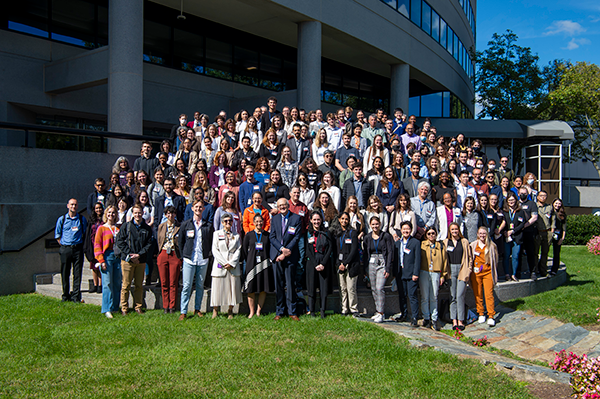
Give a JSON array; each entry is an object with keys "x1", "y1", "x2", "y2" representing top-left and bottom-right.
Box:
[
  {"x1": 0, "y1": 294, "x2": 532, "y2": 398},
  {"x1": 503, "y1": 246, "x2": 600, "y2": 326}
]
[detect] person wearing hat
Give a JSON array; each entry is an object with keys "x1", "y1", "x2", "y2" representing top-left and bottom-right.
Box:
[
  {"x1": 317, "y1": 149, "x2": 339, "y2": 185},
  {"x1": 335, "y1": 132, "x2": 362, "y2": 173}
]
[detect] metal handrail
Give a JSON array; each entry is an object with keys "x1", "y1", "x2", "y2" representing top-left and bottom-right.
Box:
[{"x1": 0, "y1": 121, "x2": 170, "y2": 147}]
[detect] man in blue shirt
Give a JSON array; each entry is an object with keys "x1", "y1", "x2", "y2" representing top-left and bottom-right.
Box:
[
  {"x1": 335, "y1": 132, "x2": 361, "y2": 173},
  {"x1": 238, "y1": 165, "x2": 264, "y2": 213},
  {"x1": 54, "y1": 198, "x2": 87, "y2": 303}
]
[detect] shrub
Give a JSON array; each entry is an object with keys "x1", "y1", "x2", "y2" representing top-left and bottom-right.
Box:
[
  {"x1": 564, "y1": 215, "x2": 600, "y2": 245},
  {"x1": 588, "y1": 236, "x2": 600, "y2": 255},
  {"x1": 550, "y1": 350, "x2": 600, "y2": 398}
]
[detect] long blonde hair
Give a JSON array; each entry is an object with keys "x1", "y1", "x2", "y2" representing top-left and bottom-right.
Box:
[{"x1": 477, "y1": 226, "x2": 492, "y2": 264}]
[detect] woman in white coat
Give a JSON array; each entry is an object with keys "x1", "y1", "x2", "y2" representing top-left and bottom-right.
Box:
[
  {"x1": 210, "y1": 213, "x2": 242, "y2": 319},
  {"x1": 436, "y1": 192, "x2": 463, "y2": 241}
]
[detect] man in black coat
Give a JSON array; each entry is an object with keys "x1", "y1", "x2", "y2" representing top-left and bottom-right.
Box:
[
  {"x1": 86, "y1": 177, "x2": 115, "y2": 217},
  {"x1": 285, "y1": 123, "x2": 311, "y2": 165},
  {"x1": 153, "y1": 178, "x2": 187, "y2": 225},
  {"x1": 394, "y1": 221, "x2": 421, "y2": 327},
  {"x1": 342, "y1": 162, "x2": 371, "y2": 209},
  {"x1": 231, "y1": 136, "x2": 259, "y2": 171}
]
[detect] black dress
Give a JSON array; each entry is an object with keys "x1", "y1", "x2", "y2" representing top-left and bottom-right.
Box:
[
  {"x1": 242, "y1": 230, "x2": 274, "y2": 293},
  {"x1": 305, "y1": 229, "x2": 334, "y2": 314}
]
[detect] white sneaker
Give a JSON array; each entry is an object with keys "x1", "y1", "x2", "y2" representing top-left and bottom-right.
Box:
[
  {"x1": 373, "y1": 313, "x2": 384, "y2": 323},
  {"x1": 487, "y1": 317, "x2": 496, "y2": 327},
  {"x1": 105, "y1": 312, "x2": 113, "y2": 319},
  {"x1": 478, "y1": 316, "x2": 486, "y2": 324},
  {"x1": 371, "y1": 314, "x2": 379, "y2": 320}
]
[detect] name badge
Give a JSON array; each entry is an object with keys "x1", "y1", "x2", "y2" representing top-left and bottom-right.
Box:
[
  {"x1": 255, "y1": 242, "x2": 263, "y2": 250},
  {"x1": 474, "y1": 266, "x2": 481, "y2": 273},
  {"x1": 522, "y1": 205, "x2": 528, "y2": 210},
  {"x1": 253, "y1": 185, "x2": 260, "y2": 191},
  {"x1": 339, "y1": 254, "x2": 343, "y2": 260},
  {"x1": 270, "y1": 188, "x2": 276, "y2": 193},
  {"x1": 223, "y1": 188, "x2": 229, "y2": 193},
  {"x1": 474, "y1": 252, "x2": 480, "y2": 256},
  {"x1": 218, "y1": 233, "x2": 225, "y2": 240},
  {"x1": 509, "y1": 223, "x2": 514, "y2": 229},
  {"x1": 308, "y1": 237, "x2": 315, "y2": 244},
  {"x1": 271, "y1": 151, "x2": 277, "y2": 157},
  {"x1": 324, "y1": 221, "x2": 329, "y2": 228},
  {"x1": 186, "y1": 230, "x2": 195, "y2": 238},
  {"x1": 98, "y1": 195, "x2": 105, "y2": 201},
  {"x1": 382, "y1": 187, "x2": 389, "y2": 194},
  {"x1": 345, "y1": 239, "x2": 352, "y2": 244},
  {"x1": 403, "y1": 248, "x2": 411, "y2": 254},
  {"x1": 256, "y1": 256, "x2": 261, "y2": 263},
  {"x1": 71, "y1": 226, "x2": 79, "y2": 232},
  {"x1": 233, "y1": 214, "x2": 239, "y2": 219},
  {"x1": 287, "y1": 226, "x2": 296, "y2": 234},
  {"x1": 303, "y1": 147, "x2": 309, "y2": 151},
  {"x1": 454, "y1": 209, "x2": 461, "y2": 215},
  {"x1": 487, "y1": 214, "x2": 493, "y2": 219},
  {"x1": 264, "y1": 179, "x2": 270, "y2": 184},
  {"x1": 248, "y1": 198, "x2": 252, "y2": 205},
  {"x1": 154, "y1": 187, "x2": 160, "y2": 192},
  {"x1": 546, "y1": 213, "x2": 551, "y2": 219},
  {"x1": 518, "y1": 217, "x2": 523, "y2": 222},
  {"x1": 447, "y1": 246, "x2": 454, "y2": 252},
  {"x1": 299, "y1": 211, "x2": 305, "y2": 217}
]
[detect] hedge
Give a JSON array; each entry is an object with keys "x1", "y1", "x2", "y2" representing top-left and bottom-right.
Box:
[{"x1": 564, "y1": 214, "x2": 600, "y2": 245}]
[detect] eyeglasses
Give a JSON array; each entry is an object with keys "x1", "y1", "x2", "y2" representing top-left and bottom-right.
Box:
[
  {"x1": 427, "y1": 232, "x2": 437, "y2": 236},
  {"x1": 222, "y1": 220, "x2": 232, "y2": 224}
]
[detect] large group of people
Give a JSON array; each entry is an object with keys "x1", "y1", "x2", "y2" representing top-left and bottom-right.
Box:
[{"x1": 55, "y1": 96, "x2": 568, "y2": 329}]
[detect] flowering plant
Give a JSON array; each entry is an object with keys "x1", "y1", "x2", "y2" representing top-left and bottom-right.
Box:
[
  {"x1": 452, "y1": 330, "x2": 488, "y2": 347},
  {"x1": 473, "y1": 336, "x2": 489, "y2": 347},
  {"x1": 587, "y1": 236, "x2": 600, "y2": 255},
  {"x1": 550, "y1": 350, "x2": 600, "y2": 398}
]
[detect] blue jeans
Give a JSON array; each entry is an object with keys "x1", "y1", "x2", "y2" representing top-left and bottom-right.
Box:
[
  {"x1": 101, "y1": 251, "x2": 122, "y2": 313},
  {"x1": 419, "y1": 270, "x2": 440, "y2": 321},
  {"x1": 180, "y1": 259, "x2": 209, "y2": 314},
  {"x1": 504, "y1": 241, "x2": 521, "y2": 276}
]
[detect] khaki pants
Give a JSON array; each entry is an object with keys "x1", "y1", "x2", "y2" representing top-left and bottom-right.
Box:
[
  {"x1": 535, "y1": 231, "x2": 552, "y2": 276},
  {"x1": 338, "y1": 270, "x2": 358, "y2": 314},
  {"x1": 120, "y1": 260, "x2": 145, "y2": 311}
]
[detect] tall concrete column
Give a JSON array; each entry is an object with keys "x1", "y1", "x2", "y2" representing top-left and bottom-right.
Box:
[
  {"x1": 297, "y1": 21, "x2": 321, "y2": 111},
  {"x1": 390, "y1": 63, "x2": 410, "y2": 114},
  {"x1": 108, "y1": 0, "x2": 144, "y2": 155}
]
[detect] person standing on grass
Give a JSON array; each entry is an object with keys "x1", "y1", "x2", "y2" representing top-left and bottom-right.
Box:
[
  {"x1": 394, "y1": 221, "x2": 421, "y2": 327},
  {"x1": 305, "y1": 211, "x2": 334, "y2": 318},
  {"x1": 550, "y1": 199, "x2": 567, "y2": 277},
  {"x1": 470, "y1": 226, "x2": 499, "y2": 326},
  {"x1": 419, "y1": 226, "x2": 448, "y2": 331},
  {"x1": 178, "y1": 200, "x2": 214, "y2": 320},
  {"x1": 363, "y1": 215, "x2": 394, "y2": 323},
  {"x1": 210, "y1": 213, "x2": 242, "y2": 319},
  {"x1": 116, "y1": 204, "x2": 153, "y2": 315},
  {"x1": 94, "y1": 205, "x2": 121, "y2": 318},
  {"x1": 443, "y1": 222, "x2": 472, "y2": 331},
  {"x1": 242, "y1": 214, "x2": 274, "y2": 318},
  {"x1": 331, "y1": 212, "x2": 360, "y2": 317},
  {"x1": 156, "y1": 206, "x2": 182, "y2": 314},
  {"x1": 55, "y1": 198, "x2": 88, "y2": 303}
]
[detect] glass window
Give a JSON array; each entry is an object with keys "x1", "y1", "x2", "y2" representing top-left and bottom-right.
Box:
[
  {"x1": 233, "y1": 46, "x2": 258, "y2": 86},
  {"x1": 97, "y1": 5, "x2": 108, "y2": 47},
  {"x1": 446, "y1": 26, "x2": 454, "y2": 54},
  {"x1": 431, "y1": 10, "x2": 439, "y2": 42},
  {"x1": 383, "y1": 0, "x2": 397, "y2": 9},
  {"x1": 206, "y1": 38, "x2": 232, "y2": 80},
  {"x1": 442, "y1": 92, "x2": 450, "y2": 117},
  {"x1": 7, "y1": 0, "x2": 49, "y2": 38},
  {"x1": 421, "y1": 2, "x2": 431, "y2": 35},
  {"x1": 143, "y1": 20, "x2": 171, "y2": 65},
  {"x1": 260, "y1": 54, "x2": 283, "y2": 90},
  {"x1": 420, "y1": 92, "x2": 442, "y2": 117},
  {"x1": 454, "y1": 33, "x2": 459, "y2": 61},
  {"x1": 398, "y1": 0, "x2": 409, "y2": 17},
  {"x1": 410, "y1": 0, "x2": 421, "y2": 27},
  {"x1": 174, "y1": 29, "x2": 204, "y2": 73},
  {"x1": 440, "y1": 18, "x2": 447, "y2": 48},
  {"x1": 409, "y1": 96, "x2": 420, "y2": 117},
  {"x1": 51, "y1": 0, "x2": 96, "y2": 47}
]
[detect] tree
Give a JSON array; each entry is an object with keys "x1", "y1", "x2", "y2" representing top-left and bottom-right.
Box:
[
  {"x1": 546, "y1": 62, "x2": 600, "y2": 178},
  {"x1": 474, "y1": 30, "x2": 544, "y2": 120}
]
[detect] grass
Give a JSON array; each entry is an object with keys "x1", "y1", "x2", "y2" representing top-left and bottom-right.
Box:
[
  {"x1": 503, "y1": 246, "x2": 600, "y2": 326},
  {"x1": 0, "y1": 294, "x2": 534, "y2": 398}
]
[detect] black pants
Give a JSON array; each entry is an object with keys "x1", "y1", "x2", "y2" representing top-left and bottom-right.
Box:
[
  {"x1": 521, "y1": 231, "x2": 538, "y2": 275},
  {"x1": 551, "y1": 242, "x2": 562, "y2": 275},
  {"x1": 397, "y1": 277, "x2": 419, "y2": 321},
  {"x1": 308, "y1": 270, "x2": 329, "y2": 314},
  {"x1": 59, "y1": 244, "x2": 84, "y2": 302},
  {"x1": 274, "y1": 261, "x2": 297, "y2": 317}
]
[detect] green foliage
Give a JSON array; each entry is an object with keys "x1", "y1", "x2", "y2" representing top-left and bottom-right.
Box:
[
  {"x1": 564, "y1": 215, "x2": 600, "y2": 245},
  {"x1": 0, "y1": 294, "x2": 533, "y2": 398},
  {"x1": 545, "y1": 62, "x2": 600, "y2": 177},
  {"x1": 503, "y1": 246, "x2": 600, "y2": 326},
  {"x1": 474, "y1": 30, "x2": 544, "y2": 120}
]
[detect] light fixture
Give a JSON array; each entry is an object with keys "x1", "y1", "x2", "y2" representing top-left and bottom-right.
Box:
[
  {"x1": 177, "y1": 0, "x2": 186, "y2": 20},
  {"x1": 247, "y1": 66, "x2": 257, "y2": 70}
]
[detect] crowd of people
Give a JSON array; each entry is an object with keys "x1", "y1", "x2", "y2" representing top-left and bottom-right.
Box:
[{"x1": 54, "y1": 96, "x2": 568, "y2": 329}]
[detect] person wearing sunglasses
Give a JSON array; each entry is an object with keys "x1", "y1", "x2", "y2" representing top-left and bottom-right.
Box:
[{"x1": 419, "y1": 226, "x2": 449, "y2": 331}]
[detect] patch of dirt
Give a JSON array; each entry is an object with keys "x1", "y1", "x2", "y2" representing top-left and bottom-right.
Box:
[
  {"x1": 582, "y1": 323, "x2": 600, "y2": 332},
  {"x1": 526, "y1": 381, "x2": 572, "y2": 399}
]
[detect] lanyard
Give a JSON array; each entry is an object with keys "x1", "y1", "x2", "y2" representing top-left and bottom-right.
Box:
[
  {"x1": 374, "y1": 236, "x2": 380, "y2": 254},
  {"x1": 509, "y1": 210, "x2": 515, "y2": 220},
  {"x1": 339, "y1": 229, "x2": 351, "y2": 249},
  {"x1": 255, "y1": 231, "x2": 262, "y2": 244}
]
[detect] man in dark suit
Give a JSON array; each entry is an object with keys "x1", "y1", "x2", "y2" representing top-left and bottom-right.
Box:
[
  {"x1": 342, "y1": 162, "x2": 371, "y2": 209},
  {"x1": 395, "y1": 221, "x2": 421, "y2": 327},
  {"x1": 285, "y1": 123, "x2": 311, "y2": 165},
  {"x1": 402, "y1": 162, "x2": 428, "y2": 198},
  {"x1": 259, "y1": 96, "x2": 280, "y2": 133},
  {"x1": 270, "y1": 198, "x2": 302, "y2": 320},
  {"x1": 153, "y1": 178, "x2": 186, "y2": 225}
]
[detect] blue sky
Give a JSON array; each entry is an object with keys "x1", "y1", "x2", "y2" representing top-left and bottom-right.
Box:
[{"x1": 476, "y1": 0, "x2": 600, "y2": 66}]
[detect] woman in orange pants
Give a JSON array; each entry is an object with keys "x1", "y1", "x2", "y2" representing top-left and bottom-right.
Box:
[{"x1": 469, "y1": 226, "x2": 499, "y2": 327}]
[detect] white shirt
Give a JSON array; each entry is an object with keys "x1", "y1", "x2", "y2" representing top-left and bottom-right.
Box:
[
  {"x1": 326, "y1": 126, "x2": 343, "y2": 152},
  {"x1": 319, "y1": 186, "x2": 342, "y2": 212}
]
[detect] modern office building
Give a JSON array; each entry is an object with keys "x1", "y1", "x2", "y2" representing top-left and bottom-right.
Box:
[{"x1": 1, "y1": 0, "x2": 476, "y2": 151}]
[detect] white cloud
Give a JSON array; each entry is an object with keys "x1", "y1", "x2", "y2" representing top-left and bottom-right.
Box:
[
  {"x1": 563, "y1": 38, "x2": 591, "y2": 50},
  {"x1": 544, "y1": 20, "x2": 586, "y2": 36}
]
